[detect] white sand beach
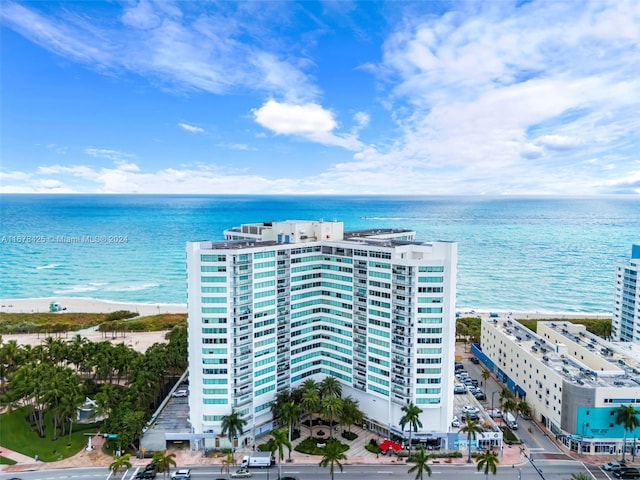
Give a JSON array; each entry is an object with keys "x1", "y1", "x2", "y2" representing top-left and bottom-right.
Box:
[{"x1": 0, "y1": 296, "x2": 186, "y2": 315}]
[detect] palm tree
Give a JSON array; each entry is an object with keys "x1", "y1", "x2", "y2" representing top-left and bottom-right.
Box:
[
  {"x1": 400, "y1": 402, "x2": 423, "y2": 457},
  {"x1": 481, "y1": 368, "x2": 491, "y2": 386},
  {"x1": 476, "y1": 449, "x2": 499, "y2": 479},
  {"x1": 151, "y1": 450, "x2": 177, "y2": 479},
  {"x1": 221, "y1": 410, "x2": 248, "y2": 452},
  {"x1": 615, "y1": 405, "x2": 640, "y2": 463},
  {"x1": 280, "y1": 400, "x2": 301, "y2": 461},
  {"x1": 569, "y1": 474, "x2": 592, "y2": 480},
  {"x1": 320, "y1": 375, "x2": 342, "y2": 398},
  {"x1": 339, "y1": 396, "x2": 364, "y2": 434},
  {"x1": 499, "y1": 387, "x2": 516, "y2": 422},
  {"x1": 319, "y1": 439, "x2": 347, "y2": 480},
  {"x1": 407, "y1": 446, "x2": 432, "y2": 479},
  {"x1": 220, "y1": 452, "x2": 234, "y2": 480},
  {"x1": 109, "y1": 453, "x2": 132, "y2": 478},
  {"x1": 270, "y1": 427, "x2": 291, "y2": 480},
  {"x1": 301, "y1": 379, "x2": 320, "y2": 436},
  {"x1": 516, "y1": 399, "x2": 531, "y2": 420},
  {"x1": 460, "y1": 417, "x2": 484, "y2": 463},
  {"x1": 322, "y1": 395, "x2": 343, "y2": 439}
]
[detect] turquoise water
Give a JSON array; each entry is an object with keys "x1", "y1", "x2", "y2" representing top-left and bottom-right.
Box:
[{"x1": 1, "y1": 194, "x2": 639, "y2": 313}]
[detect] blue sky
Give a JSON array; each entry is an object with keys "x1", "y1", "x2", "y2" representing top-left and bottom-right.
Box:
[{"x1": 1, "y1": 0, "x2": 639, "y2": 195}]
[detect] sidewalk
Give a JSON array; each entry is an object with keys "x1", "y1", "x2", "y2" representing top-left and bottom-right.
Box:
[
  {"x1": 0, "y1": 445, "x2": 37, "y2": 464},
  {"x1": 1, "y1": 420, "x2": 526, "y2": 473}
]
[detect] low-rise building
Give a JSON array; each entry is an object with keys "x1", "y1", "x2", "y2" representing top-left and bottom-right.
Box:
[{"x1": 478, "y1": 317, "x2": 640, "y2": 455}]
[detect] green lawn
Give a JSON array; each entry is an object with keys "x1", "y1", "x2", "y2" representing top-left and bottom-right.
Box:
[
  {"x1": 0, "y1": 407, "x2": 100, "y2": 462},
  {"x1": 0, "y1": 455, "x2": 17, "y2": 465}
]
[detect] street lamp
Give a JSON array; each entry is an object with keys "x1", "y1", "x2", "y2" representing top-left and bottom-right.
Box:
[{"x1": 491, "y1": 391, "x2": 497, "y2": 413}]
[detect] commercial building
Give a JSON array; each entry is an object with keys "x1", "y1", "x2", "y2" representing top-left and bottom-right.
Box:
[
  {"x1": 477, "y1": 317, "x2": 640, "y2": 455},
  {"x1": 186, "y1": 219, "x2": 457, "y2": 450},
  {"x1": 613, "y1": 245, "x2": 640, "y2": 342}
]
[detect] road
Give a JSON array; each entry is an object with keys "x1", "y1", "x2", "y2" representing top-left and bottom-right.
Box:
[
  {"x1": 0, "y1": 460, "x2": 600, "y2": 480},
  {"x1": 458, "y1": 356, "x2": 561, "y2": 455}
]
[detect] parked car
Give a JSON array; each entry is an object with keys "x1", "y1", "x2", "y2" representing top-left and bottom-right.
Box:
[
  {"x1": 451, "y1": 416, "x2": 460, "y2": 428},
  {"x1": 613, "y1": 468, "x2": 640, "y2": 479},
  {"x1": 454, "y1": 384, "x2": 467, "y2": 394},
  {"x1": 487, "y1": 408, "x2": 502, "y2": 418},
  {"x1": 473, "y1": 390, "x2": 487, "y2": 400},
  {"x1": 136, "y1": 471, "x2": 156, "y2": 479},
  {"x1": 470, "y1": 379, "x2": 479, "y2": 387},
  {"x1": 603, "y1": 461, "x2": 627, "y2": 471},
  {"x1": 461, "y1": 411, "x2": 480, "y2": 421},
  {"x1": 172, "y1": 389, "x2": 188, "y2": 398},
  {"x1": 470, "y1": 357, "x2": 480, "y2": 364},
  {"x1": 462, "y1": 405, "x2": 479, "y2": 414},
  {"x1": 231, "y1": 468, "x2": 252, "y2": 478}
]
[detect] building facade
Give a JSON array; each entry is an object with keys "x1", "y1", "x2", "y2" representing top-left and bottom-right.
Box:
[
  {"x1": 613, "y1": 245, "x2": 640, "y2": 342},
  {"x1": 186, "y1": 219, "x2": 457, "y2": 450},
  {"x1": 478, "y1": 317, "x2": 640, "y2": 455}
]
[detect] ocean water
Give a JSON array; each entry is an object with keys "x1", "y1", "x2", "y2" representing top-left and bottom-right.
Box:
[{"x1": 1, "y1": 194, "x2": 639, "y2": 313}]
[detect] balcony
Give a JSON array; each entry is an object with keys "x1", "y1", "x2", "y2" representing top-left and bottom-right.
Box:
[
  {"x1": 394, "y1": 277, "x2": 412, "y2": 287},
  {"x1": 234, "y1": 376, "x2": 253, "y2": 388},
  {"x1": 354, "y1": 334, "x2": 367, "y2": 344},
  {"x1": 234, "y1": 355, "x2": 252, "y2": 367},
  {"x1": 234, "y1": 394, "x2": 253, "y2": 408},
  {"x1": 235, "y1": 336, "x2": 252, "y2": 348}
]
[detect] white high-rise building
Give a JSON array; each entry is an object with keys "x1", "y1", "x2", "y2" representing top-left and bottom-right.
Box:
[
  {"x1": 186, "y1": 219, "x2": 457, "y2": 450},
  {"x1": 613, "y1": 245, "x2": 640, "y2": 342}
]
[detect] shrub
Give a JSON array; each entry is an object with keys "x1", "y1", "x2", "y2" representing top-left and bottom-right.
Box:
[
  {"x1": 341, "y1": 431, "x2": 357, "y2": 441},
  {"x1": 295, "y1": 438, "x2": 348, "y2": 456},
  {"x1": 105, "y1": 310, "x2": 138, "y2": 321},
  {"x1": 365, "y1": 439, "x2": 382, "y2": 454}
]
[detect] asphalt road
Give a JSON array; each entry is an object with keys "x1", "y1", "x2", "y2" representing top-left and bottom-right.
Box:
[{"x1": 0, "y1": 460, "x2": 598, "y2": 480}]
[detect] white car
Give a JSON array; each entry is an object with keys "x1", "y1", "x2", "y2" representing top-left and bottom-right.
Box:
[
  {"x1": 462, "y1": 405, "x2": 479, "y2": 414},
  {"x1": 603, "y1": 461, "x2": 626, "y2": 471},
  {"x1": 487, "y1": 408, "x2": 502, "y2": 418},
  {"x1": 171, "y1": 469, "x2": 191, "y2": 480},
  {"x1": 231, "y1": 469, "x2": 253, "y2": 478},
  {"x1": 172, "y1": 389, "x2": 188, "y2": 398},
  {"x1": 451, "y1": 416, "x2": 460, "y2": 428}
]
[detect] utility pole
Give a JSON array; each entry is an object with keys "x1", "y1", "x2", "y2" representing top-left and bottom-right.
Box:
[{"x1": 521, "y1": 447, "x2": 546, "y2": 480}]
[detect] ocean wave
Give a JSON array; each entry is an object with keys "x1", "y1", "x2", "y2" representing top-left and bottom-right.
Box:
[
  {"x1": 36, "y1": 263, "x2": 60, "y2": 270},
  {"x1": 54, "y1": 284, "x2": 100, "y2": 294},
  {"x1": 106, "y1": 283, "x2": 160, "y2": 292}
]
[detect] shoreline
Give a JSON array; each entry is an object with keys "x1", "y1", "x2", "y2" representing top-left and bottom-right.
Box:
[
  {"x1": 0, "y1": 296, "x2": 187, "y2": 316},
  {"x1": 0, "y1": 296, "x2": 611, "y2": 320}
]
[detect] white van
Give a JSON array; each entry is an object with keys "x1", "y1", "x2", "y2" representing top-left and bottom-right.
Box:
[{"x1": 503, "y1": 412, "x2": 518, "y2": 430}]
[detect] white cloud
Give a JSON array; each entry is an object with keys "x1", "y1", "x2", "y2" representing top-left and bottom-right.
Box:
[
  {"x1": 253, "y1": 100, "x2": 336, "y2": 135},
  {"x1": 360, "y1": 0, "x2": 640, "y2": 194},
  {"x1": 121, "y1": 0, "x2": 161, "y2": 30},
  {"x1": 178, "y1": 122, "x2": 204, "y2": 134},
  {"x1": 535, "y1": 135, "x2": 582, "y2": 151},
  {"x1": 0, "y1": 2, "x2": 318, "y2": 102},
  {"x1": 252, "y1": 100, "x2": 362, "y2": 151},
  {"x1": 84, "y1": 147, "x2": 135, "y2": 161}
]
